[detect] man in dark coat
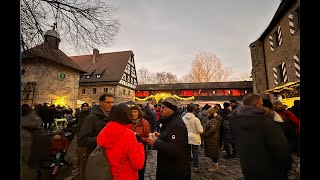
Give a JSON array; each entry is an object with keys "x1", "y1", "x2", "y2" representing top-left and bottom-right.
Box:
[
  {"x1": 229, "y1": 98, "x2": 241, "y2": 112},
  {"x1": 230, "y1": 94, "x2": 291, "y2": 180},
  {"x1": 77, "y1": 93, "x2": 114, "y2": 180},
  {"x1": 147, "y1": 97, "x2": 191, "y2": 180}
]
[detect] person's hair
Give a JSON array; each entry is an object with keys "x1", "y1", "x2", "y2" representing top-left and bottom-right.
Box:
[
  {"x1": 108, "y1": 103, "x2": 132, "y2": 124},
  {"x1": 242, "y1": 93, "x2": 261, "y2": 106},
  {"x1": 202, "y1": 104, "x2": 211, "y2": 110},
  {"x1": 223, "y1": 102, "x2": 231, "y2": 109},
  {"x1": 130, "y1": 105, "x2": 143, "y2": 119},
  {"x1": 143, "y1": 104, "x2": 153, "y2": 115},
  {"x1": 81, "y1": 103, "x2": 89, "y2": 107},
  {"x1": 98, "y1": 93, "x2": 114, "y2": 102},
  {"x1": 273, "y1": 100, "x2": 286, "y2": 111},
  {"x1": 262, "y1": 99, "x2": 273, "y2": 109},
  {"x1": 215, "y1": 104, "x2": 221, "y2": 110},
  {"x1": 187, "y1": 104, "x2": 194, "y2": 112}
]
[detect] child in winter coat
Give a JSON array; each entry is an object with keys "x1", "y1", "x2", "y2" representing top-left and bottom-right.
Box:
[{"x1": 49, "y1": 131, "x2": 69, "y2": 175}]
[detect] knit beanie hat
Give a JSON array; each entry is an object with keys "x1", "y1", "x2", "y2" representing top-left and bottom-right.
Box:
[{"x1": 162, "y1": 97, "x2": 180, "y2": 111}]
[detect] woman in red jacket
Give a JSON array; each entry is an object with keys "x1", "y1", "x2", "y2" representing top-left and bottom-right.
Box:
[
  {"x1": 130, "y1": 105, "x2": 151, "y2": 180},
  {"x1": 97, "y1": 103, "x2": 145, "y2": 180}
]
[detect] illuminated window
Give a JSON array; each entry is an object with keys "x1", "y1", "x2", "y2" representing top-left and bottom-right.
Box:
[
  {"x1": 96, "y1": 74, "x2": 101, "y2": 78},
  {"x1": 86, "y1": 75, "x2": 90, "y2": 79}
]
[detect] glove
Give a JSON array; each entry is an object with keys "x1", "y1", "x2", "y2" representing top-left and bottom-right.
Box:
[{"x1": 135, "y1": 133, "x2": 143, "y2": 143}]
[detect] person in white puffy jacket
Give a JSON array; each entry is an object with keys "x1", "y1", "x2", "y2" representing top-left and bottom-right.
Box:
[{"x1": 182, "y1": 104, "x2": 204, "y2": 172}]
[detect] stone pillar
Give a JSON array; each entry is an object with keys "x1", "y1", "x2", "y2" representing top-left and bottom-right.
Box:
[{"x1": 249, "y1": 40, "x2": 268, "y2": 98}]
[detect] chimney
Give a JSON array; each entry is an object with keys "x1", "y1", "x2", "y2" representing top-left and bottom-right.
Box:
[
  {"x1": 44, "y1": 30, "x2": 61, "y2": 49},
  {"x1": 92, "y1": 48, "x2": 99, "y2": 64}
]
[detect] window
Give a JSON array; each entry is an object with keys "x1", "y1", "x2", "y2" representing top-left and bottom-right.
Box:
[
  {"x1": 123, "y1": 89, "x2": 126, "y2": 96},
  {"x1": 81, "y1": 89, "x2": 86, "y2": 94},
  {"x1": 92, "y1": 88, "x2": 97, "y2": 94},
  {"x1": 22, "y1": 69, "x2": 25, "y2": 75},
  {"x1": 128, "y1": 91, "x2": 131, "y2": 96},
  {"x1": 86, "y1": 75, "x2": 90, "y2": 79},
  {"x1": 96, "y1": 74, "x2": 101, "y2": 78},
  {"x1": 104, "y1": 88, "x2": 108, "y2": 93},
  {"x1": 276, "y1": 64, "x2": 285, "y2": 83},
  {"x1": 273, "y1": 30, "x2": 280, "y2": 48}
]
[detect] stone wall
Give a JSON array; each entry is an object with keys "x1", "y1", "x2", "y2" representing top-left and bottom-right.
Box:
[
  {"x1": 262, "y1": 2, "x2": 300, "y2": 90},
  {"x1": 78, "y1": 84, "x2": 135, "y2": 106},
  {"x1": 250, "y1": 0, "x2": 300, "y2": 97},
  {"x1": 249, "y1": 40, "x2": 269, "y2": 98},
  {"x1": 22, "y1": 58, "x2": 80, "y2": 109}
]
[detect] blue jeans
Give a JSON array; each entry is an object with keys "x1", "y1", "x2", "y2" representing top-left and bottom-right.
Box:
[{"x1": 191, "y1": 145, "x2": 199, "y2": 168}]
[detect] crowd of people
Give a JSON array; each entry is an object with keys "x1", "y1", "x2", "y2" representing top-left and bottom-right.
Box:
[{"x1": 21, "y1": 93, "x2": 300, "y2": 180}]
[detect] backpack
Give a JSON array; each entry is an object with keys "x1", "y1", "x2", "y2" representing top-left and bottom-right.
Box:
[{"x1": 85, "y1": 146, "x2": 112, "y2": 180}]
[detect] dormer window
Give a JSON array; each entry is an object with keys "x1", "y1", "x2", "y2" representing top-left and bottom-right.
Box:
[
  {"x1": 85, "y1": 75, "x2": 90, "y2": 79},
  {"x1": 96, "y1": 74, "x2": 101, "y2": 78}
]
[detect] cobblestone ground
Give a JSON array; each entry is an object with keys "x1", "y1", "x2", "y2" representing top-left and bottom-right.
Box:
[
  {"x1": 40, "y1": 135, "x2": 299, "y2": 180},
  {"x1": 144, "y1": 147, "x2": 244, "y2": 180},
  {"x1": 144, "y1": 147, "x2": 300, "y2": 180}
]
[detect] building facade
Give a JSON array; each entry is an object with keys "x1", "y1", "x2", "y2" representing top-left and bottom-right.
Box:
[
  {"x1": 70, "y1": 50, "x2": 138, "y2": 104},
  {"x1": 135, "y1": 81, "x2": 253, "y2": 105},
  {"x1": 21, "y1": 30, "x2": 85, "y2": 109},
  {"x1": 249, "y1": 0, "x2": 300, "y2": 99}
]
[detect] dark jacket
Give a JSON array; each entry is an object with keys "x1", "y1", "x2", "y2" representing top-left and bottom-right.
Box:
[
  {"x1": 74, "y1": 109, "x2": 91, "y2": 134},
  {"x1": 77, "y1": 105, "x2": 109, "y2": 153},
  {"x1": 144, "y1": 111, "x2": 156, "y2": 133},
  {"x1": 219, "y1": 108, "x2": 232, "y2": 140},
  {"x1": 229, "y1": 105, "x2": 291, "y2": 180},
  {"x1": 154, "y1": 111, "x2": 191, "y2": 180},
  {"x1": 203, "y1": 114, "x2": 222, "y2": 159}
]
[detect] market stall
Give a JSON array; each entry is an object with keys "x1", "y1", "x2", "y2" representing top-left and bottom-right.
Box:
[{"x1": 264, "y1": 80, "x2": 300, "y2": 108}]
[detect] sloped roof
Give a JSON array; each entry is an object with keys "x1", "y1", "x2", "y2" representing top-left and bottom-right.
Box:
[
  {"x1": 258, "y1": 0, "x2": 297, "y2": 41},
  {"x1": 22, "y1": 43, "x2": 85, "y2": 72},
  {"x1": 135, "y1": 81, "x2": 253, "y2": 91},
  {"x1": 70, "y1": 50, "x2": 133, "y2": 83}
]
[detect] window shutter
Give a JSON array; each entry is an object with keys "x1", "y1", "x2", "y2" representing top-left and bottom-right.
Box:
[
  {"x1": 288, "y1": 13, "x2": 295, "y2": 34},
  {"x1": 269, "y1": 35, "x2": 274, "y2": 52},
  {"x1": 273, "y1": 67, "x2": 278, "y2": 85},
  {"x1": 281, "y1": 62, "x2": 288, "y2": 83},
  {"x1": 277, "y1": 26, "x2": 283, "y2": 45},
  {"x1": 294, "y1": 55, "x2": 300, "y2": 78}
]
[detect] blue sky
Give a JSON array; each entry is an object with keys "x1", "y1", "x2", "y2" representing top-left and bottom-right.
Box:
[{"x1": 61, "y1": 0, "x2": 281, "y2": 80}]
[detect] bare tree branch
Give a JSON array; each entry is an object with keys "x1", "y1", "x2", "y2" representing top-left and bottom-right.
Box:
[
  {"x1": 21, "y1": 0, "x2": 119, "y2": 54},
  {"x1": 231, "y1": 72, "x2": 252, "y2": 81},
  {"x1": 183, "y1": 51, "x2": 233, "y2": 82}
]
